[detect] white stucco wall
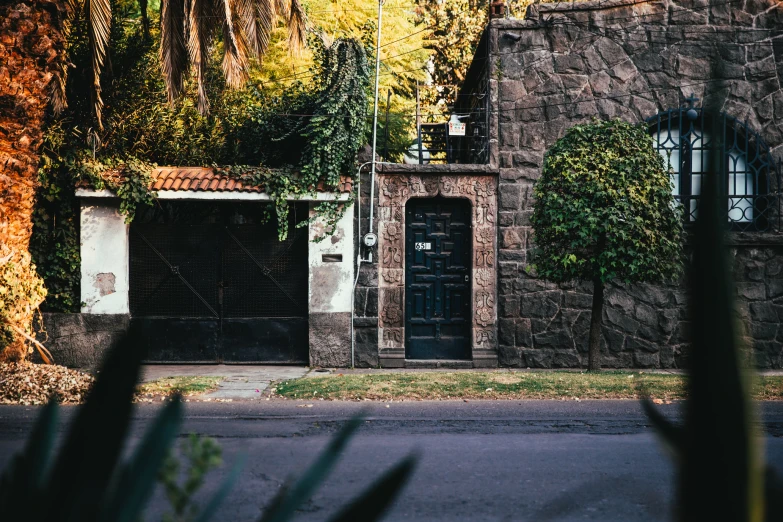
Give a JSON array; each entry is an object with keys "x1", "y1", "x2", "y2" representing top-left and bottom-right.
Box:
[
  {"x1": 80, "y1": 200, "x2": 129, "y2": 314},
  {"x1": 307, "y1": 203, "x2": 354, "y2": 314}
]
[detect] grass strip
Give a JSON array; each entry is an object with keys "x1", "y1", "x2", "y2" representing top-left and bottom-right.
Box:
[
  {"x1": 274, "y1": 371, "x2": 783, "y2": 401},
  {"x1": 137, "y1": 376, "x2": 223, "y2": 399}
]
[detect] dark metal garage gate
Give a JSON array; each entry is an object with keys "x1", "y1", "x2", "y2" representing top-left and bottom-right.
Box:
[{"x1": 128, "y1": 202, "x2": 309, "y2": 363}]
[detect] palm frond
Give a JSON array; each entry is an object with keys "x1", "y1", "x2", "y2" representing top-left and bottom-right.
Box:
[
  {"x1": 287, "y1": 0, "x2": 306, "y2": 53},
  {"x1": 238, "y1": 0, "x2": 273, "y2": 58},
  {"x1": 186, "y1": 0, "x2": 214, "y2": 114},
  {"x1": 274, "y1": 0, "x2": 288, "y2": 20},
  {"x1": 218, "y1": 0, "x2": 249, "y2": 89},
  {"x1": 49, "y1": 62, "x2": 69, "y2": 115},
  {"x1": 160, "y1": 0, "x2": 188, "y2": 104},
  {"x1": 86, "y1": 0, "x2": 112, "y2": 130}
]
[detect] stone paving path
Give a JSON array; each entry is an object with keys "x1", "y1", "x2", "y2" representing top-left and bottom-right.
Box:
[{"x1": 140, "y1": 365, "x2": 310, "y2": 400}]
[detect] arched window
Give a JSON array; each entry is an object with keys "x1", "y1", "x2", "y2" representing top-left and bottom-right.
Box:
[{"x1": 648, "y1": 99, "x2": 779, "y2": 231}]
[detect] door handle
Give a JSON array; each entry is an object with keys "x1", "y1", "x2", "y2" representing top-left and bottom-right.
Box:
[{"x1": 465, "y1": 275, "x2": 469, "y2": 282}]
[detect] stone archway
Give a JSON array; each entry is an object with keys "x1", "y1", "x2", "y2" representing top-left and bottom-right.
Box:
[{"x1": 376, "y1": 174, "x2": 498, "y2": 368}]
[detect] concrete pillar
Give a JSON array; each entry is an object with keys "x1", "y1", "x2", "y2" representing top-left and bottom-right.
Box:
[
  {"x1": 80, "y1": 199, "x2": 129, "y2": 314},
  {"x1": 308, "y1": 203, "x2": 354, "y2": 367}
]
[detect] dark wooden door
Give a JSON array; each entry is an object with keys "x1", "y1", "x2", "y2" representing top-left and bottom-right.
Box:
[{"x1": 405, "y1": 198, "x2": 471, "y2": 359}]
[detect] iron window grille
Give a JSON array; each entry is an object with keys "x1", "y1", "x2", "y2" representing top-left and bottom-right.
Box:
[{"x1": 647, "y1": 96, "x2": 781, "y2": 232}]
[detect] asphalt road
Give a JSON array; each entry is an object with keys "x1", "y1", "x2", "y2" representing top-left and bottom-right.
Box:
[{"x1": 1, "y1": 400, "x2": 782, "y2": 521}]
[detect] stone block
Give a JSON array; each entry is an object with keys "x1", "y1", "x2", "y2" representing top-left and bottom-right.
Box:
[
  {"x1": 498, "y1": 318, "x2": 516, "y2": 346},
  {"x1": 521, "y1": 348, "x2": 553, "y2": 368},
  {"x1": 627, "y1": 336, "x2": 658, "y2": 353},
  {"x1": 499, "y1": 184, "x2": 522, "y2": 210},
  {"x1": 605, "y1": 307, "x2": 640, "y2": 335},
  {"x1": 750, "y1": 321, "x2": 777, "y2": 340},
  {"x1": 736, "y1": 283, "x2": 766, "y2": 301},
  {"x1": 634, "y1": 302, "x2": 658, "y2": 327},
  {"x1": 768, "y1": 280, "x2": 783, "y2": 299},
  {"x1": 499, "y1": 249, "x2": 527, "y2": 262},
  {"x1": 633, "y1": 351, "x2": 659, "y2": 368},
  {"x1": 366, "y1": 287, "x2": 379, "y2": 317},
  {"x1": 553, "y1": 54, "x2": 586, "y2": 74},
  {"x1": 595, "y1": 38, "x2": 628, "y2": 67},
  {"x1": 498, "y1": 345, "x2": 523, "y2": 367},
  {"x1": 609, "y1": 60, "x2": 638, "y2": 83},
  {"x1": 501, "y1": 228, "x2": 523, "y2": 249},
  {"x1": 533, "y1": 329, "x2": 572, "y2": 350},
  {"x1": 500, "y1": 80, "x2": 526, "y2": 102},
  {"x1": 516, "y1": 318, "x2": 533, "y2": 347},
  {"x1": 499, "y1": 295, "x2": 520, "y2": 318},
  {"x1": 746, "y1": 56, "x2": 777, "y2": 81},
  {"x1": 357, "y1": 264, "x2": 378, "y2": 287},
  {"x1": 511, "y1": 149, "x2": 542, "y2": 167},
  {"x1": 499, "y1": 211, "x2": 515, "y2": 226},
  {"x1": 601, "y1": 352, "x2": 634, "y2": 369},
  {"x1": 560, "y1": 74, "x2": 589, "y2": 93},
  {"x1": 602, "y1": 327, "x2": 625, "y2": 353},
  {"x1": 520, "y1": 293, "x2": 560, "y2": 319},
  {"x1": 309, "y1": 312, "x2": 351, "y2": 367},
  {"x1": 606, "y1": 290, "x2": 635, "y2": 313},
  {"x1": 34, "y1": 313, "x2": 128, "y2": 369},
  {"x1": 552, "y1": 351, "x2": 581, "y2": 368},
  {"x1": 750, "y1": 302, "x2": 778, "y2": 322},
  {"x1": 353, "y1": 288, "x2": 368, "y2": 316},
  {"x1": 563, "y1": 292, "x2": 592, "y2": 310}
]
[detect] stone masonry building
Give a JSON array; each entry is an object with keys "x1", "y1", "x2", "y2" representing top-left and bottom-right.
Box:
[{"x1": 353, "y1": 0, "x2": 783, "y2": 369}]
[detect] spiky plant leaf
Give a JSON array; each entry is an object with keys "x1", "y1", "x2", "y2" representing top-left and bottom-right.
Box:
[
  {"x1": 192, "y1": 456, "x2": 247, "y2": 522},
  {"x1": 42, "y1": 330, "x2": 144, "y2": 521},
  {"x1": 98, "y1": 398, "x2": 184, "y2": 522},
  {"x1": 0, "y1": 399, "x2": 58, "y2": 520},
  {"x1": 328, "y1": 455, "x2": 417, "y2": 522},
  {"x1": 259, "y1": 416, "x2": 363, "y2": 522}
]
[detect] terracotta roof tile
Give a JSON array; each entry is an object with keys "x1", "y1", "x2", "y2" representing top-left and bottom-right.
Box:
[{"x1": 82, "y1": 167, "x2": 353, "y2": 195}]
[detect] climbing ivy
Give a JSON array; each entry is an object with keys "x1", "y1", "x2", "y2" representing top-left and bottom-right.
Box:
[{"x1": 32, "y1": 19, "x2": 370, "y2": 311}]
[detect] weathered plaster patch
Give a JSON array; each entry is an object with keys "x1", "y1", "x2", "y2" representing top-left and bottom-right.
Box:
[{"x1": 94, "y1": 273, "x2": 116, "y2": 296}]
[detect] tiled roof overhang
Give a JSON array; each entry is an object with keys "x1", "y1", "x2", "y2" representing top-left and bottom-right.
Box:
[
  {"x1": 75, "y1": 167, "x2": 353, "y2": 200},
  {"x1": 150, "y1": 167, "x2": 353, "y2": 193}
]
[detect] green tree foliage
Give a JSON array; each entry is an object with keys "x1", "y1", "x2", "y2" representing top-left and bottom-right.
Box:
[
  {"x1": 32, "y1": 11, "x2": 369, "y2": 311},
  {"x1": 415, "y1": 0, "x2": 532, "y2": 108},
  {"x1": 255, "y1": 0, "x2": 430, "y2": 161},
  {"x1": 530, "y1": 119, "x2": 683, "y2": 370}
]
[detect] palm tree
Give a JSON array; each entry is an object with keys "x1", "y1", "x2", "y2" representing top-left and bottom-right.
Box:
[
  {"x1": 161, "y1": 0, "x2": 307, "y2": 115},
  {"x1": 0, "y1": 0, "x2": 305, "y2": 362},
  {"x1": 0, "y1": 0, "x2": 67, "y2": 363},
  {"x1": 76, "y1": 0, "x2": 308, "y2": 128}
]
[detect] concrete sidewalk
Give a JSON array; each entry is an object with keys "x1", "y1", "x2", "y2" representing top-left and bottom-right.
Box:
[{"x1": 140, "y1": 365, "x2": 311, "y2": 400}]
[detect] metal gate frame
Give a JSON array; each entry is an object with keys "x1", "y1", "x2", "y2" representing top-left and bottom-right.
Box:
[{"x1": 128, "y1": 203, "x2": 309, "y2": 363}]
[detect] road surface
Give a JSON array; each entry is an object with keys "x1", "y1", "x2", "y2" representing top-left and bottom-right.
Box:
[{"x1": 1, "y1": 400, "x2": 782, "y2": 521}]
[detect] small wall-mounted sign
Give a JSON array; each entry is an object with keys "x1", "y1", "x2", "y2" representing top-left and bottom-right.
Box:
[
  {"x1": 448, "y1": 121, "x2": 466, "y2": 136},
  {"x1": 414, "y1": 242, "x2": 432, "y2": 251}
]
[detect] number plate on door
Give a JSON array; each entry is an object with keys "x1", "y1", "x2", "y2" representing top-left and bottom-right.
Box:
[{"x1": 415, "y1": 242, "x2": 432, "y2": 251}]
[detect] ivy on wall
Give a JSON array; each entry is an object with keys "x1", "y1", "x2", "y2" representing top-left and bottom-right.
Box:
[{"x1": 31, "y1": 15, "x2": 370, "y2": 312}]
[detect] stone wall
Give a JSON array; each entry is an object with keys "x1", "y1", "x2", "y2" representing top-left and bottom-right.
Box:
[
  {"x1": 476, "y1": 0, "x2": 783, "y2": 368},
  {"x1": 33, "y1": 313, "x2": 129, "y2": 369}
]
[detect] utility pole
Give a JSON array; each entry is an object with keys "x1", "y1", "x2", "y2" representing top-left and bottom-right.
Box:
[{"x1": 368, "y1": 0, "x2": 384, "y2": 238}]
